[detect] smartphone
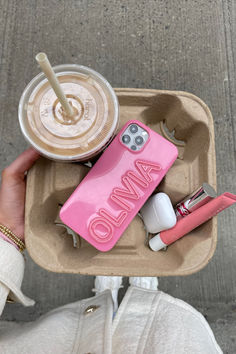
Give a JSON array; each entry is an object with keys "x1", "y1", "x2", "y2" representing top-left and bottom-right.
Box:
[{"x1": 60, "y1": 120, "x2": 178, "y2": 251}]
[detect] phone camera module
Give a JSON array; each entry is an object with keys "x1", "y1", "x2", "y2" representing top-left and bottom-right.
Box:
[
  {"x1": 122, "y1": 134, "x2": 131, "y2": 144},
  {"x1": 135, "y1": 136, "x2": 144, "y2": 145},
  {"x1": 129, "y1": 124, "x2": 138, "y2": 134},
  {"x1": 122, "y1": 123, "x2": 149, "y2": 152}
]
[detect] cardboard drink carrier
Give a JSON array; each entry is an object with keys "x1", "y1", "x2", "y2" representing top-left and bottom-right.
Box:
[{"x1": 25, "y1": 88, "x2": 217, "y2": 276}]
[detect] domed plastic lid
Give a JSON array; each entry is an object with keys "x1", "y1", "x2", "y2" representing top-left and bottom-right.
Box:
[{"x1": 19, "y1": 65, "x2": 119, "y2": 161}]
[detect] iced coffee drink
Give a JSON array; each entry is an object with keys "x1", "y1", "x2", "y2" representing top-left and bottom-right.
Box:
[{"x1": 19, "y1": 64, "x2": 119, "y2": 161}]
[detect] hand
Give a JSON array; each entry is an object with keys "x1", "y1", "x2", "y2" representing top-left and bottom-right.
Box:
[{"x1": 0, "y1": 148, "x2": 40, "y2": 241}]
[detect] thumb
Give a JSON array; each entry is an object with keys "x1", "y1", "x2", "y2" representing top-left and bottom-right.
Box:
[{"x1": 2, "y1": 148, "x2": 40, "y2": 180}]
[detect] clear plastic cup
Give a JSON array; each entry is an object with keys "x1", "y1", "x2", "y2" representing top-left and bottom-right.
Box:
[{"x1": 18, "y1": 64, "x2": 119, "y2": 161}]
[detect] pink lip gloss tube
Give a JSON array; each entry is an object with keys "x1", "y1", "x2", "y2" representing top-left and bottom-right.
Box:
[{"x1": 149, "y1": 192, "x2": 236, "y2": 251}]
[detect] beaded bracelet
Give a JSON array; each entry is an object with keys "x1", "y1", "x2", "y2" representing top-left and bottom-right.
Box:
[{"x1": 0, "y1": 224, "x2": 25, "y2": 252}]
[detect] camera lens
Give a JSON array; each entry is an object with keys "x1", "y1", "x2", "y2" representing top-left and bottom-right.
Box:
[
  {"x1": 122, "y1": 135, "x2": 131, "y2": 144},
  {"x1": 135, "y1": 136, "x2": 144, "y2": 145},
  {"x1": 129, "y1": 124, "x2": 138, "y2": 134},
  {"x1": 131, "y1": 145, "x2": 137, "y2": 151}
]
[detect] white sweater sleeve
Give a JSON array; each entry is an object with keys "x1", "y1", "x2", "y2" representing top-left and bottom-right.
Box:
[
  {"x1": 0, "y1": 282, "x2": 9, "y2": 316},
  {"x1": 0, "y1": 238, "x2": 34, "y2": 316}
]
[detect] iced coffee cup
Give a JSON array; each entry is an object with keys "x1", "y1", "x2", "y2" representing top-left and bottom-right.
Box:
[{"x1": 18, "y1": 62, "x2": 119, "y2": 161}]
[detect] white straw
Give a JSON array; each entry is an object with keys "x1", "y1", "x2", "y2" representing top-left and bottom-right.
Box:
[{"x1": 35, "y1": 52, "x2": 74, "y2": 117}]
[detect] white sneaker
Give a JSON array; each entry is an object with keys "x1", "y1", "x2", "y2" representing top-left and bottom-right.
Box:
[
  {"x1": 93, "y1": 276, "x2": 123, "y2": 312},
  {"x1": 129, "y1": 276, "x2": 158, "y2": 290}
]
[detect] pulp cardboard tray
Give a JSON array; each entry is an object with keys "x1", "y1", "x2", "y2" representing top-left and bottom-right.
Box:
[{"x1": 25, "y1": 88, "x2": 217, "y2": 276}]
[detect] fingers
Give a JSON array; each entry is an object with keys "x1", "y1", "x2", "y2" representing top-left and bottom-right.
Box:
[{"x1": 2, "y1": 148, "x2": 40, "y2": 180}]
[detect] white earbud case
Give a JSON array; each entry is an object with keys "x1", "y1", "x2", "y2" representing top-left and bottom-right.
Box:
[{"x1": 140, "y1": 192, "x2": 177, "y2": 234}]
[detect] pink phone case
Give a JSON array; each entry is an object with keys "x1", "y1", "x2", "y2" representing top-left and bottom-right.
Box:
[{"x1": 60, "y1": 120, "x2": 178, "y2": 251}]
